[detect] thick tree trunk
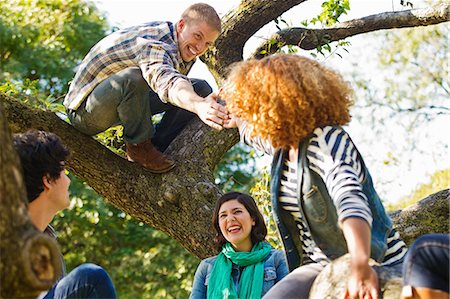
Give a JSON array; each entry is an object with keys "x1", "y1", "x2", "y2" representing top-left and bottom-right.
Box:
[
  {"x1": 1, "y1": 1, "x2": 449, "y2": 297},
  {"x1": 0, "y1": 101, "x2": 62, "y2": 298}
]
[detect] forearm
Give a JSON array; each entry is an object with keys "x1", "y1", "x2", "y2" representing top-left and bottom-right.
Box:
[
  {"x1": 168, "y1": 79, "x2": 228, "y2": 130},
  {"x1": 168, "y1": 79, "x2": 206, "y2": 113},
  {"x1": 342, "y1": 217, "x2": 371, "y2": 266},
  {"x1": 342, "y1": 217, "x2": 380, "y2": 298}
]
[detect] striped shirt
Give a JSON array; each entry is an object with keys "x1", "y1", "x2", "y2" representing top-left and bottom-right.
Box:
[
  {"x1": 64, "y1": 21, "x2": 194, "y2": 110},
  {"x1": 239, "y1": 123, "x2": 407, "y2": 265}
]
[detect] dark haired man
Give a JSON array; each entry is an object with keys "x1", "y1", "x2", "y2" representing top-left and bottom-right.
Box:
[
  {"x1": 13, "y1": 130, "x2": 116, "y2": 299},
  {"x1": 64, "y1": 3, "x2": 228, "y2": 173}
]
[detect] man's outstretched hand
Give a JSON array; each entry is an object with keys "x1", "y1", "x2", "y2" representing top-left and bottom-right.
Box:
[{"x1": 195, "y1": 93, "x2": 230, "y2": 131}]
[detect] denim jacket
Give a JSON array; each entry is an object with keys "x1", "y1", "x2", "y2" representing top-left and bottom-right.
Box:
[
  {"x1": 189, "y1": 248, "x2": 288, "y2": 299},
  {"x1": 270, "y1": 138, "x2": 394, "y2": 271}
]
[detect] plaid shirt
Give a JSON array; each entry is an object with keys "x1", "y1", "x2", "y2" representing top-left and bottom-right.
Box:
[{"x1": 64, "y1": 21, "x2": 194, "y2": 110}]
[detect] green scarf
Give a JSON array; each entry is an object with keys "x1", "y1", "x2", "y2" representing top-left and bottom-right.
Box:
[{"x1": 207, "y1": 242, "x2": 272, "y2": 299}]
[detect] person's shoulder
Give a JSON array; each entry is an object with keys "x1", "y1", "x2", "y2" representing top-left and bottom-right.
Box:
[
  {"x1": 196, "y1": 255, "x2": 217, "y2": 273},
  {"x1": 264, "y1": 248, "x2": 283, "y2": 261},
  {"x1": 313, "y1": 125, "x2": 347, "y2": 137},
  {"x1": 262, "y1": 248, "x2": 287, "y2": 269},
  {"x1": 312, "y1": 125, "x2": 351, "y2": 146},
  {"x1": 202, "y1": 255, "x2": 218, "y2": 265},
  {"x1": 119, "y1": 21, "x2": 172, "y2": 36},
  {"x1": 132, "y1": 20, "x2": 170, "y2": 28},
  {"x1": 137, "y1": 21, "x2": 174, "y2": 32},
  {"x1": 270, "y1": 248, "x2": 285, "y2": 258}
]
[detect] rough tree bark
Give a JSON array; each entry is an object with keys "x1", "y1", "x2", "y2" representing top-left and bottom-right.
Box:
[
  {"x1": 390, "y1": 188, "x2": 450, "y2": 246},
  {"x1": 0, "y1": 101, "x2": 62, "y2": 298},
  {"x1": 1, "y1": 0, "x2": 449, "y2": 267}
]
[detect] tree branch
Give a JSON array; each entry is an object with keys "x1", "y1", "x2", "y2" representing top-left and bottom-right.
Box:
[
  {"x1": 1, "y1": 93, "x2": 239, "y2": 259},
  {"x1": 252, "y1": 3, "x2": 450, "y2": 58},
  {"x1": 204, "y1": 0, "x2": 306, "y2": 79}
]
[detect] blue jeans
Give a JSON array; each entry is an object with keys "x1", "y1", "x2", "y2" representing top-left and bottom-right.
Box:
[
  {"x1": 67, "y1": 67, "x2": 212, "y2": 151},
  {"x1": 402, "y1": 233, "x2": 450, "y2": 293},
  {"x1": 43, "y1": 263, "x2": 116, "y2": 299}
]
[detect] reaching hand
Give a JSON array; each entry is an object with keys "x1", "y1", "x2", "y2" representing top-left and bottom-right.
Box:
[
  {"x1": 223, "y1": 115, "x2": 237, "y2": 129},
  {"x1": 344, "y1": 263, "x2": 379, "y2": 299},
  {"x1": 195, "y1": 93, "x2": 229, "y2": 130}
]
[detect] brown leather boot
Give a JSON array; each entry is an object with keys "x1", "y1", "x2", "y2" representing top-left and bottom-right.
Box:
[{"x1": 126, "y1": 139, "x2": 175, "y2": 173}]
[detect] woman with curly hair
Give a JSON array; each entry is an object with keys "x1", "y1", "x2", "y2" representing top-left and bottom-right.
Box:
[{"x1": 221, "y1": 54, "x2": 408, "y2": 299}]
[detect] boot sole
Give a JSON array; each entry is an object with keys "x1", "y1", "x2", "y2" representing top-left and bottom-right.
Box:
[
  {"x1": 144, "y1": 162, "x2": 176, "y2": 174},
  {"x1": 127, "y1": 156, "x2": 176, "y2": 174}
]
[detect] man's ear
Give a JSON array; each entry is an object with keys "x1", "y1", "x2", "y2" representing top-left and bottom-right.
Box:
[
  {"x1": 177, "y1": 18, "x2": 185, "y2": 32},
  {"x1": 42, "y1": 175, "x2": 52, "y2": 190}
]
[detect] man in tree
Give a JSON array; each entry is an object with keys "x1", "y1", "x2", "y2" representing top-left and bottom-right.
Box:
[
  {"x1": 13, "y1": 130, "x2": 117, "y2": 299},
  {"x1": 64, "y1": 3, "x2": 228, "y2": 173}
]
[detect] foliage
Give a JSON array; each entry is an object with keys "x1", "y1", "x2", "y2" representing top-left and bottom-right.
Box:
[
  {"x1": 215, "y1": 143, "x2": 259, "y2": 193},
  {"x1": 0, "y1": 78, "x2": 199, "y2": 298},
  {"x1": 273, "y1": 0, "x2": 352, "y2": 58},
  {"x1": 311, "y1": 0, "x2": 350, "y2": 26},
  {"x1": 0, "y1": 0, "x2": 108, "y2": 95},
  {"x1": 250, "y1": 169, "x2": 281, "y2": 250},
  {"x1": 0, "y1": 79, "x2": 66, "y2": 114},
  {"x1": 0, "y1": 2, "x2": 200, "y2": 297},
  {"x1": 345, "y1": 23, "x2": 449, "y2": 200},
  {"x1": 378, "y1": 24, "x2": 448, "y2": 116},
  {"x1": 53, "y1": 174, "x2": 198, "y2": 299},
  {"x1": 351, "y1": 23, "x2": 448, "y2": 120},
  {"x1": 385, "y1": 168, "x2": 450, "y2": 212}
]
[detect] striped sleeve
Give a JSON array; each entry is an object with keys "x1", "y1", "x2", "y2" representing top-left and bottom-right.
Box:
[
  {"x1": 381, "y1": 229, "x2": 408, "y2": 265},
  {"x1": 309, "y1": 127, "x2": 373, "y2": 227},
  {"x1": 237, "y1": 119, "x2": 275, "y2": 156}
]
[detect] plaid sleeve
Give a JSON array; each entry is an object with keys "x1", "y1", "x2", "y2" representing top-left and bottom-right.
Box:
[{"x1": 138, "y1": 42, "x2": 189, "y2": 104}]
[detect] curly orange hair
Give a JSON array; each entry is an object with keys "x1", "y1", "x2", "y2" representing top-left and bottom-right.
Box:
[{"x1": 222, "y1": 54, "x2": 354, "y2": 149}]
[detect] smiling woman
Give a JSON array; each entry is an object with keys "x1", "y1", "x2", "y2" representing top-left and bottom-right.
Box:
[{"x1": 189, "y1": 192, "x2": 288, "y2": 299}]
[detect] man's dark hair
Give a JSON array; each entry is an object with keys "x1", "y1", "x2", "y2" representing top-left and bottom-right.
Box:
[
  {"x1": 212, "y1": 192, "x2": 267, "y2": 251},
  {"x1": 13, "y1": 130, "x2": 70, "y2": 203}
]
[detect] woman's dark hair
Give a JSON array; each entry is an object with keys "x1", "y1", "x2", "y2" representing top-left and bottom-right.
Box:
[
  {"x1": 13, "y1": 130, "x2": 70, "y2": 203},
  {"x1": 212, "y1": 192, "x2": 267, "y2": 251}
]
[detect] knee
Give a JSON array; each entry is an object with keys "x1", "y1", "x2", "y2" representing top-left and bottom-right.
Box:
[
  {"x1": 192, "y1": 79, "x2": 212, "y2": 97},
  {"x1": 409, "y1": 234, "x2": 450, "y2": 256},
  {"x1": 119, "y1": 68, "x2": 148, "y2": 91},
  {"x1": 74, "y1": 263, "x2": 112, "y2": 285}
]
